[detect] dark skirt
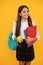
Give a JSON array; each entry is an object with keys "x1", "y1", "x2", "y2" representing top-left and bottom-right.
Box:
[{"x1": 16, "y1": 39, "x2": 35, "y2": 61}]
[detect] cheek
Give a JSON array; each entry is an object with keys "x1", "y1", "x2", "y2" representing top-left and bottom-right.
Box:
[
  {"x1": 22, "y1": 13, "x2": 27, "y2": 16},
  {"x1": 21, "y1": 13, "x2": 29, "y2": 18},
  {"x1": 21, "y1": 13, "x2": 25, "y2": 17},
  {"x1": 23, "y1": 13, "x2": 29, "y2": 16}
]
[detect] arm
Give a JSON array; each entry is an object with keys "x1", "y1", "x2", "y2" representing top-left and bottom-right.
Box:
[
  {"x1": 12, "y1": 21, "x2": 17, "y2": 40},
  {"x1": 31, "y1": 27, "x2": 40, "y2": 42},
  {"x1": 32, "y1": 21, "x2": 40, "y2": 41},
  {"x1": 25, "y1": 21, "x2": 40, "y2": 44}
]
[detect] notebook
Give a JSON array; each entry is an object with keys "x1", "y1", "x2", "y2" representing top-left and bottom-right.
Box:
[{"x1": 24, "y1": 26, "x2": 37, "y2": 45}]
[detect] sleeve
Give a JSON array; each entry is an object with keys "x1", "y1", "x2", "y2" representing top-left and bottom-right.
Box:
[
  {"x1": 12, "y1": 21, "x2": 16, "y2": 40},
  {"x1": 32, "y1": 21, "x2": 40, "y2": 40}
]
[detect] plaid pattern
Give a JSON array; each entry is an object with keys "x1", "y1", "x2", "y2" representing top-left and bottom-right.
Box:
[{"x1": 16, "y1": 39, "x2": 35, "y2": 61}]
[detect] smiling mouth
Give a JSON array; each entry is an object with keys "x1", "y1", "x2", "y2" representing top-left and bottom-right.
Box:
[{"x1": 24, "y1": 15, "x2": 28, "y2": 17}]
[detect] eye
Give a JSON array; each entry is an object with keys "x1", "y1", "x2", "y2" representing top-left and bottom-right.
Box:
[
  {"x1": 23, "y1": 11, "x2": 26, "y2": 13},
  {"x1": 23, "y1": 10, "x2": 29, "y2": 13}
]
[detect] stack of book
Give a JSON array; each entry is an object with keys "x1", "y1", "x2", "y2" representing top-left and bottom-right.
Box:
[{"x1": 24, "y1": 26, "x2": 37, "y2": 47}]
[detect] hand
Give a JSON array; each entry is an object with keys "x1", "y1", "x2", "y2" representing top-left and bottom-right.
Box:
[
  {"x1": 18, "y1": 39, "x2": 23, "y2": 43},
  {"x1": 25, "y1": 37, "x2": 32, "y2": 44},
  {"x1": 14, "y1": 37, "x2": 17, "y2": 40},
  {"x1": 28, "y1": 37, "x2": 37, "y2": 41},
  {"x1": 25, "y1": 37, "x2": 37, "y2": 44}
]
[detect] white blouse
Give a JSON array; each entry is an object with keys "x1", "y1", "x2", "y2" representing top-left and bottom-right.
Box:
[{"x1": 12, "y1": 19, "x2": 40, "y2": 40}]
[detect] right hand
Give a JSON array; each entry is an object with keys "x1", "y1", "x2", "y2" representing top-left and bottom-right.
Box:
[
  {"x1": 18, "y1": 39, "x2": 23, "y2": 43},
  {"x1": 14, "y1": 37, "x2": 23, "y2": 43},
  {"x1": 14, "y1": 37, "x2": 17, "y2": 40}
]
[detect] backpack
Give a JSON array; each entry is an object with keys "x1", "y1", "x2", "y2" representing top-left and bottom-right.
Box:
[{"x1": 8, "y1": 21, "x2": 18, "y2": 50}]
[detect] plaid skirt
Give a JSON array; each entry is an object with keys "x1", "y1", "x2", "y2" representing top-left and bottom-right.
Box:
[{"x1": 16, "y1": 39, "x2": 35, "y2": 61}]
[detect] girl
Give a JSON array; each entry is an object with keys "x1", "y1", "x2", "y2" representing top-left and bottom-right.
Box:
[{"x1": 12, "y1": 5, "x2": 40, "y2": 65}]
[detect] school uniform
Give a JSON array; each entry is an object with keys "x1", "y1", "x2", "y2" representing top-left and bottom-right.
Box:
[{"x1": 12, "y1": 19, "x2": 40, "y2": 61}]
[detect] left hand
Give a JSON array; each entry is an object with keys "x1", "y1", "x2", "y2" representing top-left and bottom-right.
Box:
[
  {"x1": 25, "y1": 37, "x2": 33, "y2": 44},
  {"x1": 25, "y1": 37, "x2": 37, "y2": 44}
]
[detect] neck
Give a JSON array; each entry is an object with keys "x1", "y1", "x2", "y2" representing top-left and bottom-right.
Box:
[{"x1": 21, "y1": 18, "x2": 28, "y2": 22}]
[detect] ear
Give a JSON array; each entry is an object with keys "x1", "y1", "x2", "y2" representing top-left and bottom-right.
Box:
[{"x1": 19, "y1": 13, "x2": 21, "y2": 16}]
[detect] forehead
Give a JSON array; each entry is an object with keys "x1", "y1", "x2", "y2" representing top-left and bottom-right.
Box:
[{"x1": 21, "y1": 7, "x2": 29, "y2": 11}]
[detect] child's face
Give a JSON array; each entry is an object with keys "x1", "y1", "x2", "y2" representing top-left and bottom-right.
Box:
[{"x1": 19, "y1": 7, "x2": 29, "y2": 19}]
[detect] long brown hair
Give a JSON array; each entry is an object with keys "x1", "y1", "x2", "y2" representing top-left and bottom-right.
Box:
[{"x1": 15, "y1": 5, "x2": 32, "y2": 37}]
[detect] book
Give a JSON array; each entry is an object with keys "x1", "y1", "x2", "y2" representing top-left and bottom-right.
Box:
[
  {"x1": 24, "y1": 29, "x2": 27, "y2": 38},
  {"x1": 27, "y1": 26, "x2": 37, "y2": 37},
  {"x1": 24, "y1": 26, "x2": 37, "y2": 45}
]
